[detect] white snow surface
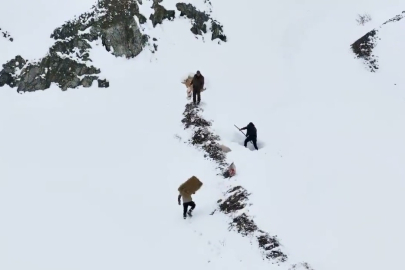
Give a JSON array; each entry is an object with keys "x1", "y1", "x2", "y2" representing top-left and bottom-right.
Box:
[{"x1": 1, "y1": 0, "x2": 405, "y2": 270}]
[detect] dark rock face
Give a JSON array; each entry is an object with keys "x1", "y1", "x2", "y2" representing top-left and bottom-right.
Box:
[
  {"x1": 149, "y1": 2, "x2": 175, "y2": 27},
  {"x1": 0, "y1": 27, "x2": 13, "y2": 42},
  {"x1": 98, "y1": 79, "x2": 109, "y2": 88},
  {"x1": 351, "y1": 11, "x2": 405, "y2": 72},
  {"x1": 176, "y1": 2, "x2": 227, "y2": 42},
  {"x1": 100, "y1": 19, "x2": 144, "y2": 58},
  {"x1": 0, "y1": 0, "x2": 146, "y2": 92},
  {"x1": 17, "y1": 55, "x2": 100, "y2": 92},
  {"x1": 1, "y1": 0, "x2": 227, "y2": 92},
  {"x1": 176, "y1": 3, "x2": 209, "y2": 35},
  {"x1": 210, "y1": 20, "x2": 227, "y2": 42},
  {"x1": 0, "y1": 56, "x2": 26, "y2": 87},
  {"x1": 351, "y1": 30, "x2": 378, "y2": 72},
  {"x1": 53, "y1": 0, "x2": 145, "y2": 59}
]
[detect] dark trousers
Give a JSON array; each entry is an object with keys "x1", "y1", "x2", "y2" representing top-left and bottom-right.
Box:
[
  {"x1": 183, "y1": 201, "x2": 196, "y2": 217},
  {"x1": 193, "y1": 89, "x2": 201, "y2": 104},
  {"x1": 244, "y1": 136, "x2": 258, "y2": 150}
]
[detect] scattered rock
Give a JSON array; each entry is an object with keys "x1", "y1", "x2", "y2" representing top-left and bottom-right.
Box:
[
  {"x1": 98, "y1": 79, "x2": 110, "y2": 88},
  {"x1": 229, "y1": 213, "x2": 258, "y2": 236},
  {"x1": 0, "y1": 27, "x2": 13, "y2": 42},
  {"x1": 382, "y1": 11, "x2": 405, "y2": 25},
  {"x1": 182, "y1": 104, "x2": 227, "y2": 167},
  {"x1": 257, "y1": 232, "x2": 288, "y2": 262},
  {"x1": 219, "y1": 186, "x2": 250, "y2": 214},
  {"x1": 289, "y1": 262, "x2": 315, "y2": 270}
]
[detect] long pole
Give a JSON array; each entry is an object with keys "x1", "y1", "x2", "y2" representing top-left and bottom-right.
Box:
[
  {"x1": 234, "y1": 124, "x2": 255, "y2": 146},
  {"x1": 234, "y1": 125, "x2": 247, "y2": 137}
]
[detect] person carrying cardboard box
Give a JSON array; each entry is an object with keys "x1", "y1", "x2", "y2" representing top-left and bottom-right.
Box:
[{"x1": 178, "y1": 176, "x2": 203, "y2": 219}]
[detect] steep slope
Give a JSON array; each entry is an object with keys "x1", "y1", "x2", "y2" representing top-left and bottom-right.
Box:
[{"x1": 1, "y1": 1, "x2": 405, "y2": 270}]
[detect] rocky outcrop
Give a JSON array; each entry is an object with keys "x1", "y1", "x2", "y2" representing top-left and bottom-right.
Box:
[
  {"x1": 17, "y1": 55, "x2": 100, "y2": 92},
  {"x1": 351, "y1": 11, "x2": 405, "y2": 72},
  {"x1": 351, "y1": 30, "x2": 378, "y2": 72},
  {"x1": 1, "y1": 0, "x2": 227, "y2": 92},
  {"x1": 176, "y1": 3, "x2": 209, "y2": 35},
  {"x1": 1, "y1": 27, "x2": 13, "y2": 42},
  {"x1": 52, "y1": 0, "x2": 146, "y2": 58},
  {"x1": 0, "y1": 0, "x2": 148, "y2": 92},
  {"x1": 176, "y1": 3, "x2": 227, "y2": 42},
  {"x1": 100, "y1": 19, "x2": 144, "y2": 58},
  {"x1": 0, "y1": 56, "x2": 26, "y2": 87},
  {"x1": 210, "y1": 19, "x2": 227, "y2": 42},
  {"x1": 149, "y1": 2, "x2": 175, "y2": 27}
]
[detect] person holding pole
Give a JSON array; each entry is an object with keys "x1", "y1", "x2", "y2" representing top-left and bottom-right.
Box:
[{"x1": 238, "y1": 122, "x2": 258, "y2": 150}]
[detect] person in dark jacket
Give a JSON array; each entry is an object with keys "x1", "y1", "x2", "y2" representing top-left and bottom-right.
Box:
[
  {"x1": 240, "y1": 122, "x2": 258, "y2": 150},
  {"x1": 191, "y1": 70, "x2": 204, "y2": 105}
]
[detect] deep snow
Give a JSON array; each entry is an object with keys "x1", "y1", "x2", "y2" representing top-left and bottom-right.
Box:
[{"x1": 1, "y1": 1, "x2": 405, "y2": 270}]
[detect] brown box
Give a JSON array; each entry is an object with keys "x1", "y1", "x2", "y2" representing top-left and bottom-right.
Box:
[{"x1": 178, "y1": 176, "x2": 203, "y2": 195}]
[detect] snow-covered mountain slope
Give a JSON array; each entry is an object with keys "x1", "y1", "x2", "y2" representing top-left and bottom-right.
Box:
[{"x1": 1, "y1": 1, "x2": 405, "y2": 270}]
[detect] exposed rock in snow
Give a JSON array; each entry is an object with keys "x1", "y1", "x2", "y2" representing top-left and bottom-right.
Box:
[
  {"x1": 210, "y1": 19, "x2": 227, "y2": 42},
  {"x1": 0, "y1": 56, "x2": 26, "y2": 87},
  {"x1": 176, "y1": 3, "x2": 209, "y2": 35},
  {"x1": 0, "y1": 27, "x2": 13, "y2": 42},
  {"x1": 149, "y1": 1, "x2": 175, "y2": 27},
  {"x1": 97, "y1": 78, "x2": 109, "y2": 88},
  {"x1": 53, "y1": 0, "x2": 146, "y2": 58},
  {"x1": 17, "y1": 55, "x2": 100, "y2": 92},
  {"x1": 176, "y1": 2, "x2": 227, "y2": 42},
  {"x1": 81, "y1": 75, "x2": 98, "y2": 88},
  {"x1": 351, "y1": 11, "x2": 405, "y2": 72},
  {"x1": 351, "y1": 30, "x2": 379, "y2": 72},
  {"x1": 382, "y1": 11, "x2": 405, "y2": 25},
  {"x1": 0, "y1": 0, "x2": 227, "y2": 92},
  {"x1": 0, "y1": 0, "x2": 147, "y2": 92}
]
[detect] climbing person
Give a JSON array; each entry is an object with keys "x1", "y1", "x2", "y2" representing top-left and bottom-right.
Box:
[
  {"x1": 191, "y1": 70, "x2": 204, "y2": 105},
  {"x1": 240, "y1": 122, "x2": 259, "y2": 150},
  {"x1": 178, "y1": 190, "x2": 196, "y2": 219}
]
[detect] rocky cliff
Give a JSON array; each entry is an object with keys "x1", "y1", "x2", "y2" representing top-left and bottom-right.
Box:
[{"x1": 0, "y1": 0, "x2": 227, "y2": 92}]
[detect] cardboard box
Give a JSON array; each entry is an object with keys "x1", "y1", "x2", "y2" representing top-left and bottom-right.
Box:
[{"x1": 178, "y1": 176, "x2": 203, "y2": 195}]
